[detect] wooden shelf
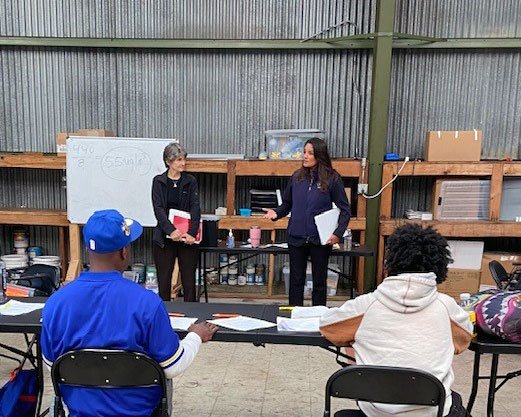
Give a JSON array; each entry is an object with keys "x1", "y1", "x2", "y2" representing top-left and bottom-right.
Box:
[
  {"x1": 504, "y1": 163, "x2": 521, "y2": 176},
  {"x1": 234, "y1": 159, "x2": 363, "y2": 177},
  {"x1": 0, "y1": 208, "x2": 68, "y2": 227},
  {"x1": 2, "y1": 152, "x2": 368, "y2": 294},
  {"x1": 378, "y1": 160, "x2": 521, "y2": 282},
  {"x1": 380, "y1": 219, "x2": 521, "y2": 238},
  {"x1": 0, "y1": 153, "x2": 66, "y2": 169},
  {"x1": 218, "y1": 215, "x2": 366, "y2": 231},
  {"x1": 186, "y1": 159, "x2": 228, "y2": 173}
]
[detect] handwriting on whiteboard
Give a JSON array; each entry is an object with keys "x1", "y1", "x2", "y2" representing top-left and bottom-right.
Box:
[{"x1": 101, "y1": 147, "x2": 152, "y2": 181}]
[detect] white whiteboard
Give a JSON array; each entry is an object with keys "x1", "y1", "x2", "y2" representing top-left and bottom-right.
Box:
[{"x1": 66, "y1": 137, "x2": 176, "y2": 226}]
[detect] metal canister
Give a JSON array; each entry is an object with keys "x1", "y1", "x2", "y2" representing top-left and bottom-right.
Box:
[
  {"x1": 237, "y1": 274, "x2": 247, "y2": 286},
  {"x1": 255, "y1": 264, "x2": 265, "y2": 285},
  {"x1": 220, "y1": 266, "x2": 229, "y2": 284},
  {"x1": 246, "y1": 264, "x2": 256, "y2": 285},
  {"x1": 228, "y1": 266, "x2": 238, "y2": 286},
  {"x1": 207, "y1": 270, "x2": 219, "y2": 285}
]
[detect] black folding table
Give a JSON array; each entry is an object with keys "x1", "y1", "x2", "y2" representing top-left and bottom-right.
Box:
[
  {"x1": 467, "y1": 330, "x2": 521, "y2": 417},
  {"x1": 0, "y1": 298, "x2": 345, "y2": 416},
  {"x1": 197, "y1": 243, "x2": 374, "y2": 302}
]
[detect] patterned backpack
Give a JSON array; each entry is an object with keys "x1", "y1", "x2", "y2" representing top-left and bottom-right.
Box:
[{"x1": 475, "y1": 290, "x2": 521, "y2": 343}]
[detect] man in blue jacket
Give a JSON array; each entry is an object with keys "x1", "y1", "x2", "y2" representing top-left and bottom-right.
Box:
[{"x1": 41, "y1": 209, "x2": 216, "y2": 417}]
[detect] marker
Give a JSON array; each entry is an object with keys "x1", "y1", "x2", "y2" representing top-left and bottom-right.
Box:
[
  {"x1": 212, "y1": 313, "x2": 240, "y2": 318},
  {"x1": 278, "y1": 306, "x2": 295, "y2": 312},
  {"x1": 168, "y1": 313, "x2": 185, "y2": 317}
]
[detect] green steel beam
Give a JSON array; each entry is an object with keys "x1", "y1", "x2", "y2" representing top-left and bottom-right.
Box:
[
  {"x1": 394, "y1": 37, "x2": 521, "y2": 49},
  {"x1": 325, "y1": 32, "x2": 444, "y2": 43},
  {"x1": 363, "y1": 0, "x2": 397, "y2": 293},
  {"x1": 2, "y1": 36, "x2": 521, "y2": 50},
  {"x1": 0, "y1": 36, "x2": 370, "y2": 50}
]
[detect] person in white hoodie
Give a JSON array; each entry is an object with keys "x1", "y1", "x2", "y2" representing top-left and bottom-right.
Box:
[{"x1": 320, "y1": 224, "x2": 473, "y2": 417}]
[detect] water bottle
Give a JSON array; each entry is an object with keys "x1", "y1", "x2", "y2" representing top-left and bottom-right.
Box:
[
  {"x1": 227, "y1": 229, "x2": 235, "y2": 248},
  {"x1": 145, "y1": 272, "x2": 159, "y2": 295},
  {"x1": 459, "y1": 293, "x2": 471, "y2": 310},
  {"x1": 343, "y1": 229, "x2": 352, "y2": 251}
]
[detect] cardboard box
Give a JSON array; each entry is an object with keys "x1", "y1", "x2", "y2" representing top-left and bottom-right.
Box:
[
  {"x1": 75, "y1": 129, "x2": 114, "y2": 137},
  {"x1": 438, "y1": 268, "x2": 481, "y2": 299},
  {"x1": 425, "y1": 130, "x2": 482, "y2": 162},
  {"x1": 56, "y1": 132, "x2": 68, "y2": 154},
  {"x1": 480, "y1": 251, "x2": 521, "y2": 287}
]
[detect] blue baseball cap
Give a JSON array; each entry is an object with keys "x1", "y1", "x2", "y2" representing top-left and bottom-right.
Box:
[{"x1": 83, "y1": 209, "x2": 143, "y2": 253}]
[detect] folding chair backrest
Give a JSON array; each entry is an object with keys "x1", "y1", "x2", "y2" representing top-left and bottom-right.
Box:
[
  {"x1": 51, "y1": 350, "x2": 166, "y2": 394},
  {"x1": 489, "y1": 260, "x2": 510, "y2": 289},
  {"x1": 325, "y1": 365, "x2": 446, "y2": 417}
]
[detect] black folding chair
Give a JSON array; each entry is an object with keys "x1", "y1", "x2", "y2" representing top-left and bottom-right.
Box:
[
  {"x1": 51, "y1": 349, "x2": 168, "y2": 417},
  {"x1": 324, "y1": 365, "x2": 446, "y2": 417},
  {"x1": 489, "y1": 261, "x2": 511, "y2": 290}
]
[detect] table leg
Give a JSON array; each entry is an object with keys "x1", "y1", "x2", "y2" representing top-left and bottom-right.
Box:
[
  {"x1": 487, "y1": 354, "x2": 499, "y2": 417},
  {"x1": 197, "y1": 251, "x2": 202, "y2": 302},
  {"x1": 203, "y1": 251, "x2": 208, "y2": 303},
  {"x1": 467, "y1": 350, "x2": 481, "y2": 413},
  {"x1": 350, "y1": 259, "x2": 355, "y2": 299},
  {"x1": 35, "y1": 336, "x2": 44, "y2": 417}
]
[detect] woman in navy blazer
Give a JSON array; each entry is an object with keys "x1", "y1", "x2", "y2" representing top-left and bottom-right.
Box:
[{"x1": 264, "y1": 138, "x2": 350, "y2": 306}]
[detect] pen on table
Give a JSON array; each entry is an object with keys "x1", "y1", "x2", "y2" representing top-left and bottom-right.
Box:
[
  {"x1": 168, "y1": 313, "x2": 185, "y2": 317},
  {"x1": 212, "y1": 313, "x2": 240, "y2": 318},
  {"x1": 278, "y1": 306, "x2": 295, "y2": 312}
]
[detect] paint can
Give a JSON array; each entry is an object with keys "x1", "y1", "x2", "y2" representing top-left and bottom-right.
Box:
[
  {"x1": 255, "y1": 264, "x2": 265, "y2": 285},
  {"x1": 228, "y1": 266, "x2": 238, "y2": 285},
  {"x1": 246, "y1": 264, "x2": 256, "y2": 285}
]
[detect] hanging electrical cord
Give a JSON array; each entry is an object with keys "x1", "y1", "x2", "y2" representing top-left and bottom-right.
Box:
[
  {"x1": 362, "y1": 157, "x2": 410, "y2": 199},
  {"x1": 302, "y1": 19, "x2": 358, "y2": 42}
]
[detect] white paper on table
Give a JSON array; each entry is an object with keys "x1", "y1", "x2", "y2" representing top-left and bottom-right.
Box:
[
  {"x1": 0, "y1": 300, "x2": 46, "y2": 316},
  {"x1": 291, "y1": 306, "x2": 329, "y2": 319},
  {"x1": 277, "y1": 316, "x2": 320, "y2": 332},
  {"x1": 314, "y1": 208, "x2": 340, "y2": 245},
  {"x1": 260, "y1": 243, "x2": 288, "y2": 249},
  {"x1": 207, "y1": 316, "x2": 276, "y2": 332},
  {"x1": 169, "y1": 317, "x2": 198, "y2": 331}
]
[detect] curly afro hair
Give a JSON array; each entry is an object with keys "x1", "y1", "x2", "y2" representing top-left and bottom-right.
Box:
[{"x1": 385, "y1": 223, "x2": 453, "y2": 283}]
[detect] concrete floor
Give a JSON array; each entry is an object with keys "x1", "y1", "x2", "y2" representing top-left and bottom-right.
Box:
[{"x1": 0, "y1": 299, "x2": 520, "y2": 417}]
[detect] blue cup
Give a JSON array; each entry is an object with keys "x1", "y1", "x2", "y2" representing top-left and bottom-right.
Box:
[{"x1": 239, "y1": 208, "x2": 252, "y2": 217}]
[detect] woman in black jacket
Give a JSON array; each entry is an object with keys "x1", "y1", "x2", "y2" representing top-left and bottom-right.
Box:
[
  {"x1": 152, "y1": 142, "x2": 201, "y2": 301},
  {"x1": 264, "y1": 138, "x2": 350, "y2": 306}
]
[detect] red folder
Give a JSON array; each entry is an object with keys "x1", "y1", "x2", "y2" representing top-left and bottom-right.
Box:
[{"x1": 168, "y1": 209, "x2": 202, "y2": 244}]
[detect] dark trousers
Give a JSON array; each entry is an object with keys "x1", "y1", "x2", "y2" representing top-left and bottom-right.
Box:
[
  {"x1": 448, "y1": 392, "x2": 472, "y2": 417},
  {"x1": 288, "y1": 243, "x2": 331, "y2": 306},
  {"x1": 153, "y1": 240, "x2": 199, "y2": 302}
]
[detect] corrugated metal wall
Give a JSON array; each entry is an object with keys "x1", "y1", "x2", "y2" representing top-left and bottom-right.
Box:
[
  {"x1": 0, "y1": 1, "x2": 373, "y2": 288},
  {"x1": 1, "y1": 0, "x2": 520, "y2": 285},
  {"x1": 388, "y1": 49, "x2": 521, "y2": 216},
  {"x1": 0, "y1": 0, "x2": 375, "y2": 38},
  {"x1": 395, "y1": 0, "x2": 521, "y2": 38},
  {"x1": 389, "y1": 0, "x2": 521, "y2": 222},
  {"x1": 0, "y1": 48, "x2": 372, "y2": 156}
]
